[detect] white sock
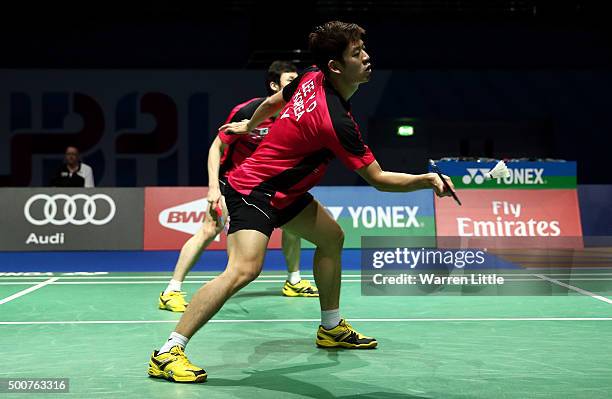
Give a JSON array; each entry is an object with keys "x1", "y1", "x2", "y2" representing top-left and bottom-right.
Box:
[
  {"x1": 159, "y1": 332, "x2": 189, "y2": 354},
  {"x1": 164, "y1": 279, "x2": 183, "y2": 295},
  {"x1": 321, "y1": 308, "x2": 341, "y2": 330},
  {"x1": 288, "y1": 271, "x2": 301, "y2": 285}
]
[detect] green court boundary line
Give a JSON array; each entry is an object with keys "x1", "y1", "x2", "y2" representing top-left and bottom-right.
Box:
[{"x1": 2, "y1": 317, "x2": 612, "y2": 325}]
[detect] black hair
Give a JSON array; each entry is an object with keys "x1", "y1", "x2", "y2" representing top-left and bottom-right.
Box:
[
  {"x1": 308, "y1": 21, "x2": 366, "y2": 75},
  {"x1": 266, "y1": 60, "x2": 298, "y2": 95}
]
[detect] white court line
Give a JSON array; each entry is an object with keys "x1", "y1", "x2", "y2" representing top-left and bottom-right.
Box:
[
  {"x1": 0, "y1": 278, "x2": 595, "y2": 285},
  {"x1": 0, "y1": 280, "x2": 362, "y2": 285},
  {"x1": 0, "y1": 274, "x2": 362, "y2": 279},
  {"x1": 0, "y1": 274, "x2": 341, "y2": 280},
  {"x1": 0, "y1": 277, "x2": 59, "y2": 305},
  {"x1": 1, "y1": 317, "x2": 612, "y2": 325},
  {"x1": 535, "y1": 274, "x2": 612, "y2": 305}
]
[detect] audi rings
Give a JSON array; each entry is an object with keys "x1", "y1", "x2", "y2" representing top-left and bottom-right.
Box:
[{"x1": 24, "y1": 194, "x2": 116, "y2": 226}]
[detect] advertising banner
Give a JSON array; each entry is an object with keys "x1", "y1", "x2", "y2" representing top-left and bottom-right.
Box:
[
  {"x1": 311, "y1": 186, "x2": 436, "y2": 248},
  {"x1": 433, "y1": 161, "x2": 576, "y2": 189},
  {"x1": 434, "y1": 189, "x2": 583, "y2": 248},
  {"x1": 143, "y1": 186, "x2": 435, "y2": 250},
  {"x1": 0, "y1": 188, "x2": 144, "y2": 251},
  {"x1": 143, "y1": 187, "x2": 283, "y2": 250}
]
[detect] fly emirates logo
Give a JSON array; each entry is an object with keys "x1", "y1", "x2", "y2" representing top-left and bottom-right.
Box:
[
  {"x1": 281, "y1": 79, "x2": 318, "y2": 121},
  {"x1": 457, "y1": 201, "x2": 561, "y2": 237}
]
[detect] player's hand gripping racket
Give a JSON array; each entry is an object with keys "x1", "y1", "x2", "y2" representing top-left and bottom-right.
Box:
[
  {"x1": 429, "y1": 159, "x2": 462, "y2": 206},
  {"x1": 208, "y1": 201, "x2": 224, "y2": 227}
]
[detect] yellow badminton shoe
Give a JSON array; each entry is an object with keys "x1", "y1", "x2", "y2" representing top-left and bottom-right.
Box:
[
  {"x1": 316, "y1": 319, "x2": 378, "y2": 349},
  {"x1": 148, "y1": 346, "x2": 207, "y2": 383},
  {"x1": 158, "y1": 291, "x2": 188, "y2": 312},
  {"x1": 282, "y1": 279, "x2": 319, "y2": 297}
]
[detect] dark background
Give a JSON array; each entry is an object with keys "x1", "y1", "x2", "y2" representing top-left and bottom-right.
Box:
[{"x1": 1, "y1": 1, "x2": 610, "y2": 185}]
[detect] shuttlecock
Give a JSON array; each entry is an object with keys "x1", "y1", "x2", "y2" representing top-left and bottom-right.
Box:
[{"x1": 485, "y1": 160, "x2": 510, "y2": 179}]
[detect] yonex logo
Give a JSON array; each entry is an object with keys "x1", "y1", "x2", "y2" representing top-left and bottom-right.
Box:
[
  {"x1": 24, "y1": 194, "x2": 116, "y2": 226},
  {"x1": 462, "y1": 168, "x2": 545, "y2": 185},
  {"x1": 462, "y1": 168, "x2": 490, "y2": 185},
  {"x1": 324, "y1": 206, "x2": 421, "y2": 228}
]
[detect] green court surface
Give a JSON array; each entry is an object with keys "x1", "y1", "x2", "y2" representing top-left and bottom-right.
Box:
[{"x1": 1, "y1": 271, "x2": 612, "y2": 398}]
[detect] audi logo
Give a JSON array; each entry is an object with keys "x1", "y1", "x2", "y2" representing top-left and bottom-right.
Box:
[{"x1": 24, "y1": 194, "x2": 116, "y2": 226}]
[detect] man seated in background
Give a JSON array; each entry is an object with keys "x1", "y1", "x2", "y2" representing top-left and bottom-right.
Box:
[{"x1": 49, "y1": 146, "x2": 95, "y2": 188}]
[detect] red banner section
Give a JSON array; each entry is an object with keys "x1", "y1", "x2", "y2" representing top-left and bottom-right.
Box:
[
  {"x1": 435, "y1": 189, "x2": 583, "y2": 248},
  {"x1": 144, "y1": 187, "x2": 281, "y2": 250}
]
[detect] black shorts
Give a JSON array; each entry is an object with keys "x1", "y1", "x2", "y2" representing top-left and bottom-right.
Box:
[
  {"x1": 219, "y1": 176, "x2": 228, "y2": 196},
  {"x1": 224, "y1": 183, "x2": 313, "y2": 237}
]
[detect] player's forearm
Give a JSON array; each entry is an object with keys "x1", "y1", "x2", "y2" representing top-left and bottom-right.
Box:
[
  {"x1": 246, "y1": 92, "x2": 286, "y2": 131},
  {"x1": 357, "y1": 161, "x2": 434, "y2": 192},
  {"x1": 372, "y1": 171, "x2": 433, "y2": 192},
  {"x1": 207, "y1": 137, "x2": 225, "y2": 188}
]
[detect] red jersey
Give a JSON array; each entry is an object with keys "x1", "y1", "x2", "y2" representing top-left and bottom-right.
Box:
[
  {"x1": 228, "y1": 67, "x2": 376, "y2": 209},
  {"x1": 218, "y1": 97, "x2": 276, "y2": 177}
]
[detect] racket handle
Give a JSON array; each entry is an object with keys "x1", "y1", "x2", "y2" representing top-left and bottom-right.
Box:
[{"x1": 429, "y1": 160, "x2": 462, "y2": 206}]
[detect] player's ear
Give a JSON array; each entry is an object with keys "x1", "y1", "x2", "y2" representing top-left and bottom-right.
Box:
[
  {"x1": 269, "y1": 81, "x2": 280, "y2": 93},
  {"x1": 328, "y1": 59, "x2": 343, "y2": 75}
]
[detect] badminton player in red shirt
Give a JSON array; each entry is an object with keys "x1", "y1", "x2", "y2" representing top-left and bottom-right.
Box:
[
  {"x1": 158, "y1": 61, "x2": 318, "y2": 314},
  {"x1": 149, "y1": 21, "x2": 455, "y2": 383}
]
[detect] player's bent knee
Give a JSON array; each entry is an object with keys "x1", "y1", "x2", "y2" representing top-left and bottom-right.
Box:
[
  {"x1": 225, "y1": 263, "x2": 262, "y2": 288},
  {"x1": 323, "y1": 226, "x2": 344, "y2": 249},
  {"x1": 200, "y1": 224, "x2": 219, "y2": 242}
]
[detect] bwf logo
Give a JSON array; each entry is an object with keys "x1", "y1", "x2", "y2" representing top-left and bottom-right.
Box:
[
  {"x1": 462, "y1": 168, "x2": 545, "y2": 185},
  {"x1": 159, "y1": 198, "x2": 221, "y2": 241}
]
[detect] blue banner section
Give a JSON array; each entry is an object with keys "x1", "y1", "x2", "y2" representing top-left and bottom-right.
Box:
[
  {"x1": 309, "y1": 186, "x2": 436, "y2": 248},
  {"x1": 579, "y1": 185, "x2": 612, "y2": 235},
  {"x1": 0, "y1": 248, "x2": 519, "y2": 273},
  {"x1": 0, "y1": 249, "x2": 361, "y2": 273},
  {"x1": 310, "y1": 186, "x2": 435, "y2": 214}
]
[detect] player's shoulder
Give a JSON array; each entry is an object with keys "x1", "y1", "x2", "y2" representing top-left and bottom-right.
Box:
[
  {"x1": 231, "y1": 97, "x2": 265, "y2": 113},
  {"x1": 228, "y1": 97, "x2": 266, "y2": 122},
  {"x1": 302, "y1": 65, "x2": 321, "y2": 75},
  {"x1": 323, "y1": 83, "x2": 352, "y2": 120},
  {"x1": 293, "y1": 66, "x2": 324, "y2": 87},
  {"x1": 321, "y1": 85, "x2": 367, "y2": 154}
]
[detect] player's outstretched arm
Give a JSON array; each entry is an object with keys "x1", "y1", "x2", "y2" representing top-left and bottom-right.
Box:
[
  {"x1": 218, "y1": 91, "x2": 287, "y2": 135},
  {"x1": 207, "y1": 135, "x2": 227, "y2": 209},
  {"x1": 356, "y1": 160, "x2": 455, "y2": 197}
]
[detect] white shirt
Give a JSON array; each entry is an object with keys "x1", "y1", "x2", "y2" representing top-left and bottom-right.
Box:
[{"x1": 77, "y1": 163, "x2": 95, "y2": 188}]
